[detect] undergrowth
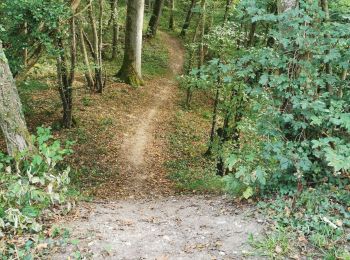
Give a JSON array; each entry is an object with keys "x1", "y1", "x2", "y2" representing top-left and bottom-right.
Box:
[
  {"x1": 166, "y1": 103, "x2": 224, "y2": 193},
  {"x1": 0, "y1": 127, "x2": 76, "y2": 258},
  {"x1": 251, "y1": 186, "x2": 350, "y2": 259}
]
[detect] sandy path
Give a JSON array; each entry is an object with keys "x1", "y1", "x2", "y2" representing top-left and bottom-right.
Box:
[
  {"x1": 53, "y1": 197, "x2": 262, "y2": 259},
  {"x1": 52, "y1": 32, "x2": 263, "y2": 259}
]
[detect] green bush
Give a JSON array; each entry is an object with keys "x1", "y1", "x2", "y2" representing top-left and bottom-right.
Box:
[{"x1": 0, "y1": 127, "x2": 73, "y2": 237}]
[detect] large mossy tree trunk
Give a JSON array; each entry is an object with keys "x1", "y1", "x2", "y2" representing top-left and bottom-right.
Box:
[
  {"x1": 117, "y1": 0, "x2": 144, "y2": 86},
  {"x1": 146, "y1": 0, "x2": 164, "y2": 37},
  {"x1": 0, "y1": 42, "x2": 34, "y2": 156},
  {"x1": 180, "y1": 0, "x2": 197, "y2": 37}
]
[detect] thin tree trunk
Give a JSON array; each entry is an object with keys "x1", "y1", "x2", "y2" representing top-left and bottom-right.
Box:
[
  {"x1": 246, "y1": 21, "x2": 256, "y2": 47},
  {"x1": 180, "y1": 0, "x2": 197, "y2": 37},
  {"x1": 187, "y1": 9, "x2": 201, "y2": 73},
  {"x1": 197, "y1": 0, "x2": 206, "y2": 68},
  {"x1": 55, "y1": 1, "x2": 79, "y2": 128},
  {"x1": 0, "y1": 42, "x2": 34, "y2": 156},
  {"x1": 117, "y1": 0, "x2": 145, "y2": 86},
  {"x1": 97, "y1": 0, "x2": 104, "y2": 93},
  {"x1": 223, "y1": 0, "x2": 232, "y2": 24},
  {"x1": 110, "y1": 0, "x2": 119, "y2": 60},
  {"x1": 147, "y1": 0, "x2": 164, "y2": 37},
  {"x1": 88, "y1": 0, "x2": 104, "y2": 93},
  {"x1": 169, "y1": 0, "x2": 175, "y2": 30},
  {"x1": 56, "y1": 37, "x2": 74, "y2": 128},
  {"x1": 23, "y1": 22, "x2": 28, "y2": 66},
  {"x1": 320, "y1": 0, "x2": 333, "y2": 94},
  {"x1": 205, "y1": 85, "x2": 220, "y2": 156},
  {"x1": 77, "y1": 19, "x2": 94, "y2": 90},
  {"x1": 148, "y1": 0, "x2": 153, "y2": 14}
]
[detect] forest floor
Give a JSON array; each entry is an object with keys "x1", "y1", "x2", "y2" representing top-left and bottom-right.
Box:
[{"x1": 32, "y1": 32, "x2": 264, "y2": 259}]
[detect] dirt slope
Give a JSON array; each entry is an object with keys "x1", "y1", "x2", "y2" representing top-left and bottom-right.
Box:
[{"x1": 52, "y1": 32, "x2": 263, "y2": 259}]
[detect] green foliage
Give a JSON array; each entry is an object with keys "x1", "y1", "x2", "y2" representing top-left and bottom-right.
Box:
[
  {"x1": 188, "y1": 0, "x2": 350, "y2": 198},
  {"x1": 142, "y1": 35, "x2": 170, "y2": 78},
  {"x1": 0, "y1": 0, "x2": 70, "y2": 74},
  {"x1": 0, "y1": 127, "x2": 73, "y2": 237},
  {"x1": 166, "y1": 110, "x2": 225, "y2": 193}
]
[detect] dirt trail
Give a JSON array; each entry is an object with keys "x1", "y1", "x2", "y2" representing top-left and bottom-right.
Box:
[
  {"x1": 90, "y1": 32, "x2": 183, "y2": 199},
  {"x1": 53, "y1": 32, "x2": 263, "y2": 259},
  {"x1": 124, "y1": 32, "x2": 183, "y2": 169}
]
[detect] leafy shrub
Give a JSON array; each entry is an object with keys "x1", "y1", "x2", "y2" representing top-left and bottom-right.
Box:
[
  {"x1": 0, "y1": 127, "x2": 73, "y2": 237},
  {"x1": 218, "y1": 0, "x2": 350, "y2": 198}
]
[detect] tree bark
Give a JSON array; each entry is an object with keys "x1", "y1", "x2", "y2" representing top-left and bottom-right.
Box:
[
  {"x1": 117, "y1": 0, "x2": 145, "y2": 86},
  {"x1": 88, "y1": 0, "x2": 103, "y2": 93},
  {"x1": 320, "y1": 0, "x2": 333, "y2": 94},
  {"x1": 110, "y1": 0, "x2": 119, "y2": 60},
  {"x1": 205, "y1": 83, "x2": 220, "y2": 156},
  {"x1": 223, "y1": 0, "x2": 232, "y2": 24},
  {"x1": 55, "y1": 1, "x2": 79, "y2": 128},
  {"x1": 77, "y1": 19, "x2": 94, "y2": 90},
  {"x1": 0, "y1": 42, "x2": 34, "y2": 156},
  {"x1": 246, "y1": 21, "x2": 256, "y2": 47},
  {"x1": 147, "y1": 0, "x2": 164, "y2": 37},
  {"x1": 180, "y1": 0, "x2": 197, "y2": 37},
  {"x1": 197, "y1": 0, "x2": 206, "y2": 68},
  {"x1": 169, "y1": 0, "x2": 175, "y2": 30}
]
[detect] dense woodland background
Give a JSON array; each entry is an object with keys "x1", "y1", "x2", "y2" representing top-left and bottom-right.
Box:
[{"x1": 0, "y1": 0, "x2": 350, "y2": 258}]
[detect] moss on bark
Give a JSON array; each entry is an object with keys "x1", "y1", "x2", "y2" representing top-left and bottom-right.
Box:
[{"x1": 117, "y1": 63, "x2": 143, "y2": 87}]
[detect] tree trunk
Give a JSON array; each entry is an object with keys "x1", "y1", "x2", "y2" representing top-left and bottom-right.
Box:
[
  {"x1": 147, "y1": 0, "x2": 164, "y2": 37},
  {"x1": 117, "y1": 0, "x2": 145, "y2": 86},
  {"x1": 110, "y1": 0, "x2": 119, "y2": 60},
  {"x1": 197, "y1": 0, "x2": 206, "y2": 68},
  {"x1": 88, "y1": 0, "x2": 104, "y2": 93},
  {"x1": 246, "y1": 21, "x2": 256, "y2": 47},
  {"x1": 223, "y1": 0, "x2": 232, "y2": 24},
  {"x1": 0, "y1": 42, "x2": 34, "y2": 156},
  {"x1": 169, "y1": 0, "x2": 175, "y2": 30},
  {"x1": 77, "y1": 20, "x2": 94, "y2": 90},
  {"x1": 205, "y1": 84, "x2": 220, "y2": 156},
  {"x1": 56, "y1": 36, "x2": 74, "y2": 128},
  {"x1": 55, "y1": 1, "x2": 79, "y2": 128},
  {"x1": 320, "y1": 0, "x2": 333, "y2": 94},
  {"x1": 180, "y1": 0, "x2": 197, "y2": 37}
]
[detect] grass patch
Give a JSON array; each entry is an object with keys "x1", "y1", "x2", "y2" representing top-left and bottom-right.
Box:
[
  {"x1": 252, "y1": 186, "x2": 350, "y2": 259},
  {"x1": 142, "y1": 35, "x2": 170, "y2": 78},
  {"x1": 166, "y1": 106, "x2": 225, "y2": 193}
]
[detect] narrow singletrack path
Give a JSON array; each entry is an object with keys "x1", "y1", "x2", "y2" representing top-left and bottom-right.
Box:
[{"x1": 53, "y1": 32, "x2": 263, "y2": 260}]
